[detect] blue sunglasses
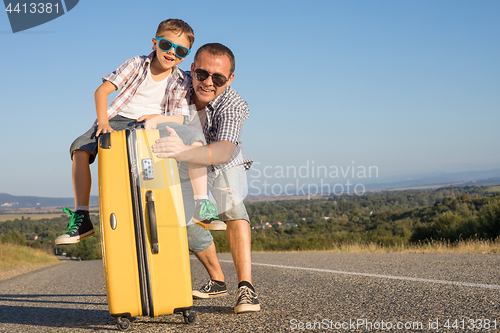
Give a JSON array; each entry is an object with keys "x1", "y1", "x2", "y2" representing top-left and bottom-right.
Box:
[{"x1": 154, "y1": 37, "x2": 191, "y2": 58}]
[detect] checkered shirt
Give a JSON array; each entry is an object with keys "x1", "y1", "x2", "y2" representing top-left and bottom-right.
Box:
[
  {"x1": 187, "y1": 77, "x2": 253, "y2": 180},
  {"x1": 94, "y1": 52, "x2": 190, "y2": 126}
]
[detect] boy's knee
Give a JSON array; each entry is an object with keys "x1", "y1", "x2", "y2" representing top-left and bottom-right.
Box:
[
  {"x1": 191, "y1": 141, "x2": 203, "y2": 148},
  {"x1": 72, "y1": 149, "x2": 91, "y2": 161}
]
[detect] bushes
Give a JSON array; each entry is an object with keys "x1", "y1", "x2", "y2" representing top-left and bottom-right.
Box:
[{"x1": 1, "y1": 230, "x2": 26, "y2": 246}]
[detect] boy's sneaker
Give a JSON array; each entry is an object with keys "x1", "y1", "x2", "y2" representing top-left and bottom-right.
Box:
[
  {"x1": 234, "y1": 284, "x2": 261, "y2": 314},
  {"x1": 192, "y1": 199, "x2": 226, "y2": 231},
  {"x1": 55, "y1": 208, "x2": 95, "y2": 246},
  {"x1": 192, "y1": 279, "x2": 228, "y2": 299}
]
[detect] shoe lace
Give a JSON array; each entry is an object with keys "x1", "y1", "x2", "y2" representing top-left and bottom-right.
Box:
[
  {"x1": 199, "y1": 201, "x2": 220, "y2": 221},
  {"x1": 63, "y1": 208, "x2": 83, "y2": 234},
  {"x1": 202, "y1": 280, "x2": 216, "y2": 292},
  {"x1": 237, "y1": 286, "x2": 255, "y2": 304}
]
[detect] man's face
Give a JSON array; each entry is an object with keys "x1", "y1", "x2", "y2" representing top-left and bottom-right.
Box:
[
  {"x1": 191, "y1": 51, "x2": 234, "y2": 110},
  {"x1": 152, "y1": 30, "x2": 191, "y2": 71}
]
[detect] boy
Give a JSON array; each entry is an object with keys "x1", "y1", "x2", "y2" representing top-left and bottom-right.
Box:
[{"x1": 56, "y1": 19, "x2": 224, "y2": 246}]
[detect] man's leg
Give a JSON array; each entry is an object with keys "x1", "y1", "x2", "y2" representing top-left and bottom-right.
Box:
[
  {"x1": 210, "y1": 166, "x2": 260, "y2": 313},
  {"x1": 193, "y1": 241, "x2": 225, "y2": 282},
  {"x1": 182, "y1": 177, "x2": 228, "y2": 299},
  {"x1": 225, "y1": 219, "x2": 252, "y2": 284}
]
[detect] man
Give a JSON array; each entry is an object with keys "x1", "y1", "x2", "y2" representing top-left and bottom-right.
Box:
[{"x1": 153, "y1": 43, "x2": 259, "y2": 314}]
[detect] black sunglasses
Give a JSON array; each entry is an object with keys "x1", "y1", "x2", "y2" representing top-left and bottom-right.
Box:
[{"x1": 193, "y1": 68, "x2": 229, "y2": 88}]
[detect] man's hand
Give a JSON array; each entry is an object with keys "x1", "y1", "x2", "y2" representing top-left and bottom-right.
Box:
[
  {"x1": 152, "y1": 126, "x2": 188, "y2": 160},
  {"x1": 95, "y1": 123, "x2": 115, "y2": 137},
  {"x1": 137, "y1": 114, "x2": 160, "y2": 130}
]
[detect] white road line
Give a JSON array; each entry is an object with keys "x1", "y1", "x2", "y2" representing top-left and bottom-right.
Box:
[{"x1": 214, "y1": 259, "x2": 500, "y2": 290}]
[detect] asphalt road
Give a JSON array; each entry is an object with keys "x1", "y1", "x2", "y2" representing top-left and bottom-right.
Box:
[{"x1": 1, "y1": 253, "x2": 499, "y2": 332}]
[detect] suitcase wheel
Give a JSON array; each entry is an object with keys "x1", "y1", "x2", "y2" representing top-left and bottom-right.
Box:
[
  {"x1": 183, "y1": 310, "x2": 196, "y2": 324},
  {"x1": 115, "y1": 317, "x2": 131, "y2": 331}
]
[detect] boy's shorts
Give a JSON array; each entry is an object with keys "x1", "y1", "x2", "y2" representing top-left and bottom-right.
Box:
[
  {"x1": 69, "y1": 116, "x2": 205, "y2": 163},
  {"x1": 209, "y1": 165, "x2": 250, "y2": 223}
]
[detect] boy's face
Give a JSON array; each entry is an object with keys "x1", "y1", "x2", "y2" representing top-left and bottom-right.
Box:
[
  {"x1": 191, "y1": 51, "x2": 235, "y2": 110},
  {"x1": 152, "y1": 30, "x2": 191, "y2": 71}
]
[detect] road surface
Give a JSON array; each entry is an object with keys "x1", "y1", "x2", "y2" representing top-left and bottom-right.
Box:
[{"x1": 1, "y1": 253, "x2": 499, "y2": 332}]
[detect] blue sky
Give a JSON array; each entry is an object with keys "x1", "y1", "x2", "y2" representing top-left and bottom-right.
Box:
[{"x1": 1, "y1": 0, "x2": 499, "y2": 198}]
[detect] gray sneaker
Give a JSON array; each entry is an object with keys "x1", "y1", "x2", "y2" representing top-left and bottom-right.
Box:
[
  {"x1": 234, "y1": 285, "x2": 261, "y2": 314},
  {"x1": 55, "y1": 208, "x2": 95, "y2": 245},
  {"x1": 192, "y1": 280, "x2": 228, "y2": 299}
]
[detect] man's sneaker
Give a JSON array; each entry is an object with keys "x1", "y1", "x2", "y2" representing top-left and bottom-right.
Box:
[
  {"x1": 234, "y1": 285, "x2": 261, "y2": 314},
  {"x1": 55, "y1": 208, "x2": 95, "y2": 246},
  {"x1": 192, "y1": 279, "x2": 228, "y2": 299},
  {"x1": 192, "y1": 199, "x2": 226, "y2": 231}
]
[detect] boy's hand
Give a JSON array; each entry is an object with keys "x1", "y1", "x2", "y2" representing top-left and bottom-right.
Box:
[
  {"x1": 137, "y1": 114, "x2": 160, "y2": 130},
  {"x1": 152, "y1": 126, "x2": 187, "y2": 160},
  {"x1": 96, "y1": 123, "x2": 115, "y2": 137}
]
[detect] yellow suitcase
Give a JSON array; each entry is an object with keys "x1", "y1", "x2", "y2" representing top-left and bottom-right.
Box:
[{"x1": 98, "y1": 129, "x2": 195, "y2": 330}]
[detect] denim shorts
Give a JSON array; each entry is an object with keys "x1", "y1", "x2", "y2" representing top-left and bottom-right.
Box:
[
  {"x1": 70, "y1": 115, "x2": 142, "y2": 164},
  {"x1": 209, "y1": 166, "x2": 250, "y2": 223},
  {"x1": 70, "y1": 117, "x2": 206, "y2": 164}
]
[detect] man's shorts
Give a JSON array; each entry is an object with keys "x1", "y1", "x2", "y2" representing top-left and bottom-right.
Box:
[
  {"x1": 69, "y1": 116, "x2": 206, "y2": 164},
  {"x1": 209, "y1": 165, "x2": 250, "y2": 223},
  {"x1": 182, "y1": 165, "x2": 250, "y2": 253}
]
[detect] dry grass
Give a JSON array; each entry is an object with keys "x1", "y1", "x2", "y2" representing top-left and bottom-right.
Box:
[
  {"x1": 255, "y1": 239, "x2": 500, "y2": 254},
  {"x1": 0, "y1": 243, "x2": 60, "y2": 272}
]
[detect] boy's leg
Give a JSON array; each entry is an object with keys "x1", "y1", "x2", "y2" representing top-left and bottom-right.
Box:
[
  {"x1": 55, "y1": 149, "x2": 96, "y2": 245},
  {"x1": 72, "y1": 149, "x2": 92, "y2": 208},
  {"x1": 157, "y1": 122, "x2": 224, "y2": 231},
  {"x1": 181, "y1": 178, "x2": 228, "y2": 299},
  {"x1": 56, "y1": 115, "x2": 138, "y2": 245},
  {"x1": 188, "y1": 145, "x2": 226, "y2": 231},
  {"x1": 209, "y1": 166, "x2": 260, "y2": 313}
]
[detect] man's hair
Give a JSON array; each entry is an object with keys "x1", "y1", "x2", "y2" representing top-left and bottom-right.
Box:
[
  {"x1": 156, "y1": 19, "x2": 195, "y2": 48},
  {"x1": 194, "y1": 43, "x2": 235, "y2": 75}
]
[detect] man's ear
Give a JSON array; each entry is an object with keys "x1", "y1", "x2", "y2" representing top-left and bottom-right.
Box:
[
  {"x1": 226, "y1": 72, "x2": 235, "y2": 86},
  {"x1": 191, "y1": 62, "x2": 195, "y2": 72}
]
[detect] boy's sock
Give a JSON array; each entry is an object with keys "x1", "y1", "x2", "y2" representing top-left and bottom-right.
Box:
[
  {"x1": 76, "y1": 206, "x2": 89, "y2": 211},
  {"x1": 194, "y1": 195, "x2": 208, "y2": 200}
]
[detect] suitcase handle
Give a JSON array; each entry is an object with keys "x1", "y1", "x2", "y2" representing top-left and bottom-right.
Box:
[{"x1": 146, "y1": 191, "x2": 159, "y2": 254}]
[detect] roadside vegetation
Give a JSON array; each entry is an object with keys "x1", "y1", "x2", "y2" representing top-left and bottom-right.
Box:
[
  {"x1": 0, "y1": 242, "x2": 59, "y2": 272},
  {"x1": 1, "y1": 185, "x2": 499, "y2": 261}
]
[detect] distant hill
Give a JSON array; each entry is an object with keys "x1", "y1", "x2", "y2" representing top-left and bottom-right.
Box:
[
  {"x1": 365, "y1": 170, "x2": 500, "y2": 191},
  {"x1": 0, "y1": 193, "x2": 99, "y2": 209},
  {"x1": 2, "y1": 169, "x2": 500, "y2": 208}
]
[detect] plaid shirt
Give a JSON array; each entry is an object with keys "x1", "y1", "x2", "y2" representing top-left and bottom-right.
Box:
[
  {"x1": 94, "y1": 52, "x2": 190, "y2": 125},
  {"x1": 186, "y1": 76, "x2": 253, "y2": 181}
]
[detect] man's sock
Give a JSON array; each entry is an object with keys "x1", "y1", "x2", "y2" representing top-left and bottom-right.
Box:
[
  {"x1": 238, "y1": 281, "x2": 255, "y2": 292},
  {"x1": 75, "y1": 206, "x2": 89, "y2": 211},
  {"x1": 194, "y1": 195, "x2": 208, "y2": 201},
  {"x1": 212, "y1": 279, "x2": 225, "y2": 285}
]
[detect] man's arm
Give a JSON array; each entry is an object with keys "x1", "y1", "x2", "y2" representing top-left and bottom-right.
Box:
[{"x1": 152, "y1": 126, "x2": 235, "y2": 165}]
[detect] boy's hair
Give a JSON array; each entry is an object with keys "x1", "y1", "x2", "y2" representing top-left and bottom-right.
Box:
[
  {"x1": 194, "y1": 43, "x2": 235, "y2": 75},
  {"x1": 156, "y1": 19, "x2": 195, "y2": 48}
]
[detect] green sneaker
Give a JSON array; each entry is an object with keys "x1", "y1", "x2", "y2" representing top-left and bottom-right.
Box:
[
  {"x1": 192, "y1": 199, "x2": 226, "y2": 231},
  {"x1": 55, "y1": 208, "x2": 95, "y2": 245}
]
